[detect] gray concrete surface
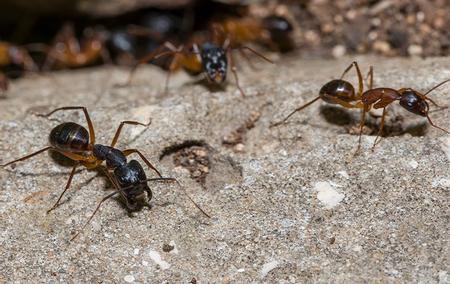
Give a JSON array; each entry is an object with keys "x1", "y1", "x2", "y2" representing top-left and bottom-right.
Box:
[{"x1": 0, "y1": 55, "x2": 449, "y2": 283}]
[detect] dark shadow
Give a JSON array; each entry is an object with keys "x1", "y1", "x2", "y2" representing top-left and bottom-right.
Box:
[{"x1": 320, "y1": 105, "x2": 355, "y2": 126}]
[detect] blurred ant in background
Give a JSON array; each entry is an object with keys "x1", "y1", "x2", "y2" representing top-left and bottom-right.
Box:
[
  {"x1": 43, "y1": 23, "x2": 110, "y2": 70},
  {"x1": 210, "y1": 14, "x2": 295, "y2": 52},
  {"x1": 357, "y1": 67, "x2": 450, "y2": 151},
  {"x1": 0, "y1": 40, "x2": 39, "y2": 94},
  {"x1": 125, "y1": 29, "x2": 273, "y2": 96}
]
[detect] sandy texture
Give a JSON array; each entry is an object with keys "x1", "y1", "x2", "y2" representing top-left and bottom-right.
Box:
[{"x1": 0, "y1": 55, "x2": 449, "y2": 283}]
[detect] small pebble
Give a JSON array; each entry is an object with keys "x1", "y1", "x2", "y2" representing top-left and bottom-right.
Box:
[
  {"x1": 260, "y1": 260, "x2": 279, "y2": 279},
  {"x1": 408, "y1": 44, "x2": 423, "y2": 56},
  {"x1": 124, "y1": 275, "x2": 135, "y2": 283},
  {"x1": 332, "y1": 45, "x2": 347, "y2": 58}
]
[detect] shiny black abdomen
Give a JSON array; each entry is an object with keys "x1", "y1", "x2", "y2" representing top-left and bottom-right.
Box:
[
  {"x1": 319, "y1": 79, "x2": 357, "y2": 104},
  {"x1": 49, "y1": 122, "x2": 89, "y2": 152}
]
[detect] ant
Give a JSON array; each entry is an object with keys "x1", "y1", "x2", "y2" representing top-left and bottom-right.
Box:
[
  {"x1": 271, "y1": 61, "x2": 365, "y2": 127},
  {"x1": 357, "y1": 67, "x2": 450, "y2": 151},
  {"x1": 43, "y1": 23, "x2": 110, "y2": 70},
  {"x1": 124, "y1": 32, "x2": 273, "y2": 97},
  {"x1": 0, "y1": 40, "x2": 38, "y2": 72},
  {"x1": 211, "y1": 14, "x2": 295, "y2": 52},
  {"x1": 1, "y1": 106, "x2": 209, "y2": 240}
]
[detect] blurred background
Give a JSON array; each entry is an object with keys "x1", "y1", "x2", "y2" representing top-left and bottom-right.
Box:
[{"x1": 0, "y1": 0, "x2": 448, "y2": 82}]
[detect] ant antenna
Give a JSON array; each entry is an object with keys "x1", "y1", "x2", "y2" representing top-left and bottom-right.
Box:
[{"x1": 424, "y1": 79, "x2": 450, "y2": 96}]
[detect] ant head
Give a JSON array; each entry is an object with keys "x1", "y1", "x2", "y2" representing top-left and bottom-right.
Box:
[
  {"x1": 200, "y1": 42, "x2": 227, "y2": 84},
  {"x1": 398, "y1": 88, "x2": 428, "y2": 117},
  {"x1": 319, "y1": 79, "x2": 355, "y2": 103},
  {"x1": 115, "y1": 160, "x2": 152, "y2": 210}
]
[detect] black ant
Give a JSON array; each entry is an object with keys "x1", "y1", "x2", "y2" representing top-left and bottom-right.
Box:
[
  {"x1": 271, "y1": 61, "x2": 364, "y2": 127},
  {"x1": 1, "y1": 106, "x2": 209, "y2": 240},
  {"x1": 124, "y1": 33, "x2": 273, "y2": 97},
  {"x1": 357, "y1": 67, "x2": 450, "y2": 151}
]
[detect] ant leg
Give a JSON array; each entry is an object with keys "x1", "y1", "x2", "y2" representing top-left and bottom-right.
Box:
[
  {"x1": 238, "y1": 48, "x2": 257, "y2": 70},
  {"x1": 125, "y1": 42, "x2": 182, "y2": 86},
  {"x1": 356, "y1": 107, "x2": 369, "y2": 153},
  {"x1": 47, "y1": 162, "x2": 80, "y2": 213},
  {"x1": 237, "y1": 46, "x2": 273, "y2": 64},
  {"x1": 426, "y1": 115, "x2": 450, "y2": 134},
  {"x1": 366, "y1": 66, "x2": 374, "y2": 89},
  {"x1": 38, "y1": 106, "x2": 96, "y2": 145},
  {"x1": 227, "y1": 48, "x2": 245, "y2": 97},
  {"x1": 135, "y1": 177, "x2": 210, "y2": 218},
  {"x1": 70, "y1": 190, "x2": 119, "y2": 241},
  {"x1": 372, "y1": 107, "x2": 387, "y2": 150},
  {"x1": 122, "y1": 149, "x2": 162, "y2": 177},
  {"x1": 340, "y1": 61, "x2": 363, "y2": 97},
  {"x1": 1, "y1": 146, "x2": 53, "y2": 167},
  {"x1": 110, "y1": 120, "x2": 152, "y2": 148},
  {"x1": 70, "y1": 168, "x2": 122, "y2": 241},
  {"x1": 423, "y1": 79, "x2": 450, "y2": 96},
  {"x1": 164, "y1": 53, "x2": 182, "y2": 94},
  {"x1": 270, "y1": 96, "x2": 321, "y2": 127}
]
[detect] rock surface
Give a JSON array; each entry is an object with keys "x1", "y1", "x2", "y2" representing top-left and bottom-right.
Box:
[{"x1": 0, "y1": 55, "x2": 449, "y2": 282}]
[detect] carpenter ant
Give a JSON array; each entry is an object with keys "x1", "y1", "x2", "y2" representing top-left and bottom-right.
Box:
[
  {"x1": 211, "y1": 14, "x2": 295, "y2": 52},
  {"x1": 43, "y1": 24, "x2": 110, "y2": 70},
  {"x1": 1, "y1": 106, "x2": 209, "y2": 240},
  {"x1": 271, "y1": 61, "x2": 364, "y2": 127},
  {"x1": 357, "y1": 67, "x2": 450, "y2": 151},
  {"x1": 124, "y1": 33, "x2": 273, "y2": 97}
]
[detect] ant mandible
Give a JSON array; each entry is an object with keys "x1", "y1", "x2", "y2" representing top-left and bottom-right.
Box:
[
  {"x1": 271, "y1": 61, "x2": 364, "y2": 127},
  {"x1": 357, "y1": 67, "x2": 450, "y2": 151},
  {"x1": 1, "y1": 106, "x2": 209, "y2": 240},
  {"x1": 124, "y1": 33, "x2": 273, "y2": 97}
]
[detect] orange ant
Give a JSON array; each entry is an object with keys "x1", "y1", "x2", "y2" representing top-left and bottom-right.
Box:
[
  {"x1": 271, "y1": 61, "x2": 365, "y2": 127},
  {"x1": 210, "y1": 14, "x2": 295, "y2": 52},
  {"x1": 125, "y1": 32, "x2": 273, "y2": 97},
  {"x1": 43, "y1": 23, "x2": 110, "y2": 70},
  {"x1": 1, "y1": 106, "x2": 209, "y2": 240},
  {"x1": 0, "y1": 40, "x2": 38, "y2": 72},
  {"x1": 357, "y1": 67, "x2": 450, "y2": 151}
]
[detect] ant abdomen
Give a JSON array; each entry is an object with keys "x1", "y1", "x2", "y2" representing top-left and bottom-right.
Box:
[
  {"x1": 49, "y1": 122, "x2": 90, "y2": 152},
  {"x1": 319, "y1": 79, "x2": 356, "y2": 104}
]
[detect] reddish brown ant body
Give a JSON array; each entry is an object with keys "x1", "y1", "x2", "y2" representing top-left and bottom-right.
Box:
[
  {"x1": 1, "y1": 106, "x2": 209, "y2": 240},
  {"x1": 271, "y1": 61, "x2": 364, "y2": 127},
  {"x1": 125, "y1": 32, "x2": 273, "y2": 97},
  {"x1": 43, "y1": 24, "x2": 110, "y2": 70},
  {"x1": 357, "y1": 68, "x2": 450, "y2": 151},
  {"x1": 211, "y1": 14, "x2": 295, "y2": 52}
]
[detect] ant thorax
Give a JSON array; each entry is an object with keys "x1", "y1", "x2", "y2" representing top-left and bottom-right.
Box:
[{"x1": 200, "y1": 43, "x2": 227, "y2": 84}]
